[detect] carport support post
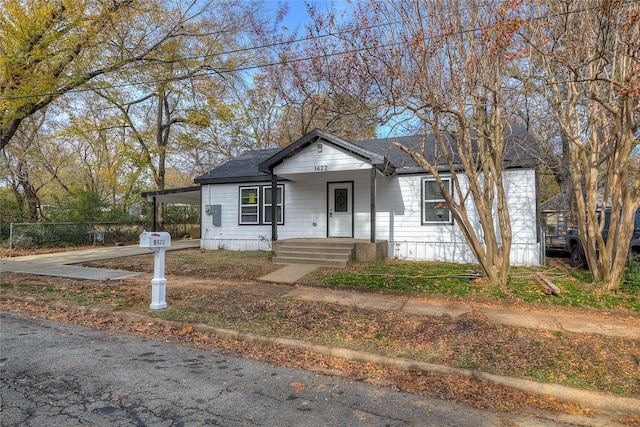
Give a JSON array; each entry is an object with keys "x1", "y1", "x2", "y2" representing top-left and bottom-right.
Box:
[
  {"x1": 150, "y1": 248, "x2": 168, "y2": 309},
  {"x1": 152, "y1": 196, "x2": 157, "y2": 232}
]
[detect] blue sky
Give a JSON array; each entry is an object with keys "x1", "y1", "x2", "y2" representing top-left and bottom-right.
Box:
[
  {"x1": 263, "y1": 1, "x2": 354, "y2": 31},
  {"x1": 260, "y1": 1, "x2": 404, "y2": 137}
]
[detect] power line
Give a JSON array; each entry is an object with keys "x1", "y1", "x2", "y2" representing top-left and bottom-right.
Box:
[
  {"x1": 2, "y1": 0, "x2": 511, "y2": 89},
  {"x1": 1, "y1": 0, "x2": 637, "y2": 102}
]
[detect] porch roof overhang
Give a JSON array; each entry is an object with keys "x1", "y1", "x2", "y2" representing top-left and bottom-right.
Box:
[
  {"x1": 257, "y1": 129, "x2": 395, "y2": 176},
  {"x1": 141, "y1": 186, "x2": 201, "y2": 205}
]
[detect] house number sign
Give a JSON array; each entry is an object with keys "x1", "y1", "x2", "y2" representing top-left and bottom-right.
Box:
[{"x1": 314, "y1": 165, "x2": 328, "y2": 172}]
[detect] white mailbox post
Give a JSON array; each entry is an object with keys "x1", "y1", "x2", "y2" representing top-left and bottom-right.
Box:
[{"x1": 139, "y1": 231, "x2": 171, "y2": 310}]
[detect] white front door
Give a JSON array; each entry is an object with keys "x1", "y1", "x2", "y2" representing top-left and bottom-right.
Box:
[{"x1": 328, "y1": 182, "x2": 353, "y2": 237}]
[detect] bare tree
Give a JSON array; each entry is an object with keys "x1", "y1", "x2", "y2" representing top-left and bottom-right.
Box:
[
  {"x1": 525, "y1": 0, "x2": 640, "y2": 288},
  {"x1": 309, "y1": 0, "x2": 532, "y2": 284},
  {"x1": 248, "y1": 5, "x2": 379, "y2": 144}
]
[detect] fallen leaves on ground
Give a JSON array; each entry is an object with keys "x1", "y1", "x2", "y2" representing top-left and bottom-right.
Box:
[
  {"x1": 2, "y1": 251, "x2": 640, "y2": 426},
  {"x1": 290, "y1": 382, "x2": 305, "y2": 392},
  {"x1": 0, "y1": 293, "x2": 630, "y2": 422}
]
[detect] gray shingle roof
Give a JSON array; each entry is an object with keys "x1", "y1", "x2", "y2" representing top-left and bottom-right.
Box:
[
  {"x1": 352, "y1": 126, "x2": 538, "y2": 174},
  {"x1": 194, "y1": 148, "x2": 281, "y2": 184},
  {"x1": 194, "y1": 128, "x2": 538, "y2": 184}
]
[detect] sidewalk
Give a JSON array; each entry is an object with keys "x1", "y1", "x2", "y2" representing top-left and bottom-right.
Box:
[
  {"x1": 0, "y1": 240, "x2": 200, "y2": 280},
  {"x1": 256, "y1": 263, "x2": 640, "y2": 339},
  {"x1": 2, "y1": 242, "x2": 638, "y2": 339},
  {"x1": 282, "y1": 285, "x2": 640, "y2": 339},
  {"x1": 2, "y1": 244, "x2": 640, "y2": 416}
]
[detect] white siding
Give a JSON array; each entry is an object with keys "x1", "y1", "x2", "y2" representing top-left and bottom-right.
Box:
[
  {"x1": 200, "y1": 182, "x2": 272, "y2": 251},
  {"x1": 274, "y1": 142, "x2": 372, "y2": 176},
  {"x1": 376, "y1": 169, "x2": 540, "y2": 266},
  {"x1": 200, "y1": 163, "x2": 540, "y2": 265},
  {"x1": 200, "y1": 169, "x2": 374, "y2": 250},
  {"x1": 503, "y1": 169, "x2": 541, "y2": 265},
  {"x1": 279, "y1": 170, "x2": 372, "y2": 240}
]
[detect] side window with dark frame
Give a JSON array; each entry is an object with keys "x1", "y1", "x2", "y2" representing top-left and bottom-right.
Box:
[
  {"x1": 240, "y1": 187, "x2": 259, "y2": 224},
  {"x1": 239, "y1": 185, "x2": 285, "y2": 225},
  {"x1": 263, "y1": 185, "x2": 284, "y2": 225},
  {"x1": 423, "y1": 178, "x2": 452, "y2": 224}
]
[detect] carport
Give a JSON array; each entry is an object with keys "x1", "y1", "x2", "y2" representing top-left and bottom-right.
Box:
[{"x1": 141, "y1": 186, "x2": 201, "y2": 233}]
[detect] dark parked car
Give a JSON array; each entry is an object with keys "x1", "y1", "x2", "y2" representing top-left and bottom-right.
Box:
[{"x1": 566, "y1": 208, "x2": 640, "y2": 268}]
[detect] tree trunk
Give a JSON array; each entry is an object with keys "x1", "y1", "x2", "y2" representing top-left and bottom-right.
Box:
[
  {"x1": 20, "y1": 177, "x2": 41, "y2": 221},
  {"x1": 527, "y1": 0, "x2": 640, "y2": 290},
  {"x1": 155, "y1": 88, "x2": 166, "y2": 230}
]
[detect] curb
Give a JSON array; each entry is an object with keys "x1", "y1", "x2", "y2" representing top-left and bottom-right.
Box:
[
  {"x1": 188, "y1": 323, "x2": 640, "y2": 416},
  {"x1": 3, "y1": 297, "x2": 639, "y2": 416}
]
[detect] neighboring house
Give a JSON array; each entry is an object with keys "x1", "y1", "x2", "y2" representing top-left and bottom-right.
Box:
[{"x1": 193, "y1": 128, "x2": 542, "y2": 266}]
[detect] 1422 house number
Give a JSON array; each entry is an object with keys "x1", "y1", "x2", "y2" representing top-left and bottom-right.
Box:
[{"x1": 314, "y1": 165, "x2": 328, "y2": 172}]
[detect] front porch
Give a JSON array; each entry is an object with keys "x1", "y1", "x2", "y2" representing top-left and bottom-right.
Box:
[{"x1": 272, "y1": 238, "x2": 388, "y2": 268}]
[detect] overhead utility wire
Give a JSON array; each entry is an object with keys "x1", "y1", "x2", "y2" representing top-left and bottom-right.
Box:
[
  {"x1": 2, "y1": 0, "x2": 510, "y2": 89},
  {"x1": 1, "y1": 0, "x2": 637, "y2": 102},
  {"x1": 0, "y1": 0, "x2": 540, "y2": 98}
]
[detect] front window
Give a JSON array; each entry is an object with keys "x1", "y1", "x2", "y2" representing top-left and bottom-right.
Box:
[
  {"x1": 263, "y1": 185, "x2": 284, "y2": 224},
  {"x1": 240, "y1": 187, "x2": 259, "y2": 224},
  {"x1": 239, "y1": 185, "x2": 285, "y2": 225},
  {"x1": 423, "y1": 178, "x2": 452, "y2": 224}
]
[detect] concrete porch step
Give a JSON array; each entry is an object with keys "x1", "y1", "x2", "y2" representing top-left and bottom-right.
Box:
[
  {"x1": 272, "y1": 256, "x2": 348, "y2": 269},
  {"x1": 275, "y1": 249, "x2": 352, "y2": 260},
  {"x1": 272, "y1": 239, "x2": 355, "y2": 269},
  {"x1": 277, "y1": 241, "x2": 357, "y2": 250}
]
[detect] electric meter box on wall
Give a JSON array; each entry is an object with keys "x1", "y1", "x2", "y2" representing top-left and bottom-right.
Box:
[{"x1": 139, "y1": 231, "x2": 171, "y2": 248}]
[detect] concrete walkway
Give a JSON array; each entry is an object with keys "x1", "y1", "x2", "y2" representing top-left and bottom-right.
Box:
[
  {"x1": 258, "y1": 264, "x2": 320, "y2": 284},
  {"x1": 0, "y1": 240, "x2": 200, "y2": 280},
  {"x1": 2, "y1": 244, "x2": 640, "y2": 415},
  {"x1": 282, "y1": 285, "x2": 640, "y2": 339}
]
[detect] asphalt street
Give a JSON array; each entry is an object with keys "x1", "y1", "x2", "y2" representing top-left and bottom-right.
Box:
[{"x1": 1, "y1": 311, "x2": 578, "y2": 427}]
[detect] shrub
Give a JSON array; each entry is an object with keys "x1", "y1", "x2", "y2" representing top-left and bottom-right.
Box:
[{"x1": 620, "y1": 253, "x2": 640, "y2": 293}]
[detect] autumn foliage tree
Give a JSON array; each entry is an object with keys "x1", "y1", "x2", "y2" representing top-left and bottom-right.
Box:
[
  {"x1": 524, "y1": 0, "x2": 640, "y2": 289},
  {"x1": 1, "y1": 0, "x2": 261, "y2": 230},
  {"x1": 310, "y1": 0, "x2": 531, "y2": 284},
  {"x1": 0, "y1": 0, "x2": 220, "y2": 151}
]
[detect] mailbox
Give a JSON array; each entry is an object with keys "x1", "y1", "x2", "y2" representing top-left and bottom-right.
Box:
[
  {"x1": 139, "y1": 231, "x2": 171, "y2": 248},
  {"x1": 139, "y1": 231, "x2": 170, "y2": 310}
]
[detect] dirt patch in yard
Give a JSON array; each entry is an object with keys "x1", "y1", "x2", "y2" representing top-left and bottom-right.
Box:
[
  {"x1": 1, "y1": 249, "x2": 639, "y2": 424},
  {"x1": 81, "y1": 249, "x2": 280, "y2": 280}
]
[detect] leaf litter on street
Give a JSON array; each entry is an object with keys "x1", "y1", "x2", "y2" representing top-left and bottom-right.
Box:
[{"x1": 1, "y1": 248, "x2": 640, "y2": 425}]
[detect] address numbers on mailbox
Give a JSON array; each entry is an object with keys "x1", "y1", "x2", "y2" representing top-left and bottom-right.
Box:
[{"x1": 139, "y1": 231, "x2": 171, "y2": 248}]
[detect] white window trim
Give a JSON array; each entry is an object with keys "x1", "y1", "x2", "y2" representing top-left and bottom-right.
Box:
[
  {"x1": 263, "y1": 185, "x2": 284, "y2": 225},
  {"x1": 422, "y1": 177, "x2": 453, "y2": 224},
  {"x1": 239, "y1": 186, "x2": 260, "y2": 225}
]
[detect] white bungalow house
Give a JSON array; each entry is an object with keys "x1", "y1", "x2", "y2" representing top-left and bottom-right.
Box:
[{"x1": 192, "y1": 129, "x2": 542, "y2": 267}]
